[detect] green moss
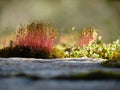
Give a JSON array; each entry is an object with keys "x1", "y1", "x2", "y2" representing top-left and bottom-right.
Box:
[
  {"x1": 102, "y1": 59, "x2": 120, "y2": 68},
  {"x1": 101, "y1": 51, "x2": 120, "y2": 67},
  {"x1": 66, "y1": 40, "x2": 120, "y2": 59},
  {"x1": 54, "y1": 70, "x2": 120, "y2": 80},
  {"x1": 49, "y1": 48, "x2": 65, "y2": 59},
  {"x1": 111, "y1": 51, "x2": 120, "y2": 60}
]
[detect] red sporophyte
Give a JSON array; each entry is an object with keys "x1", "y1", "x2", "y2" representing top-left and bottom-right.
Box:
[
  {"x1": 15, "y1": 22, "x2": 57, "y2": 52},
  {"x1": 78, "y1": 28, "x2": 98, "y2": 47}
]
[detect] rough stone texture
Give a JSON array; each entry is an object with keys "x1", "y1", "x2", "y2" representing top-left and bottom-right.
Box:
[{"x1": 0, "y1": 57, "x2": 120, "y2": 90}]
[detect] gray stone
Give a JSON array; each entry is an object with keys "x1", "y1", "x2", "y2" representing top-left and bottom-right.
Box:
[
  {"x1": 0, "y1": 57, "x2": 120, "y2": 90},
  {"x1": 0, "y1": 78, "x2": 120, "y2": 90},
  {"x1": 0, "y1": 57, "x2": 119, "y2": 78}
]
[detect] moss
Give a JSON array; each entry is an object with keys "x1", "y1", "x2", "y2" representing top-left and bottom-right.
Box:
[
  {"x1": 111, "y1": 51, "x2": 120, "y2": 60},
  {"x1": 78, "y1": 28, "x2": 100, "y2": 47},
  {"x1": 66, "y1": 39, "x2": 120, "y2": 59},
  {"x1": 0, "y1": 46, "x2": 30, "y2": 58},
  {"x1": 15, "y1": 21, "x2": 57, "y2": 52},
  {"x1": 54, "y1": 70, "x2": 120, "y2": 80},
  {"x1": 101, "y1": 51, "x2": 120, "y2": 67},
  {"x1": 0, "y1": 45, "x2": 66, "y2": 59},
  {"x1": 0, "y1": 46, "x2": 52, "y2": 59},
  {"x1": 102, "y1": 59, "x2": 120, "y2": 68},
  {"x1": 49, "y1": 48, "x2": 65, "y2": 59}
]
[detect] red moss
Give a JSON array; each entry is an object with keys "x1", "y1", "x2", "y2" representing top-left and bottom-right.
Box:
[
  {"x1": 78, "y1": 28, "x2": 98, "y2": 47},
  {"x1": 15, "y1": 22, "x2": 57, "y2": 52}
]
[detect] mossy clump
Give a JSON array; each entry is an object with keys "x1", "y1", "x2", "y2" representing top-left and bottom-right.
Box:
[
  {"x1": 1, "y1": 23, "x2": 120, "y2": 60},
  {"x1": 78, "y1": 27, "x2": 101, "y2": 47},
  {"x1": 0, "y1": 46, "x2": 65, "y2": 59},
  {"x1": 0, "y1": 46, "x2": 52, "y2": 59},
  {"x1": 0, "y1": 21, "x2": 61, "y2": 59},
  {"x1": 15, "y1": 21, "x2": 57, "y2": 52},
  {"x1": 102, "y1": 51, "x2": 120, "y2": 68},
  {"x1": 66, "y1": 38, "x2": 120, "y2": 59},
  {"x1": 65, "y1": 43, "x2": 113, "y2": 59}
]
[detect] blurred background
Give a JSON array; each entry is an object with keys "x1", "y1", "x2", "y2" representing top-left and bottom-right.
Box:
[{"x1": 0, "y1": 0, "x2": 120, "y2": 42}]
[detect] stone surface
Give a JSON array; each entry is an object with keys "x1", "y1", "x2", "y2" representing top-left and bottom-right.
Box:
[
  {"x1": 0, "y1": 57, "x2": 120, "y2": 90},
  {"x1": 0, "y1": 78, "x2": 120, "y2": 90}
]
